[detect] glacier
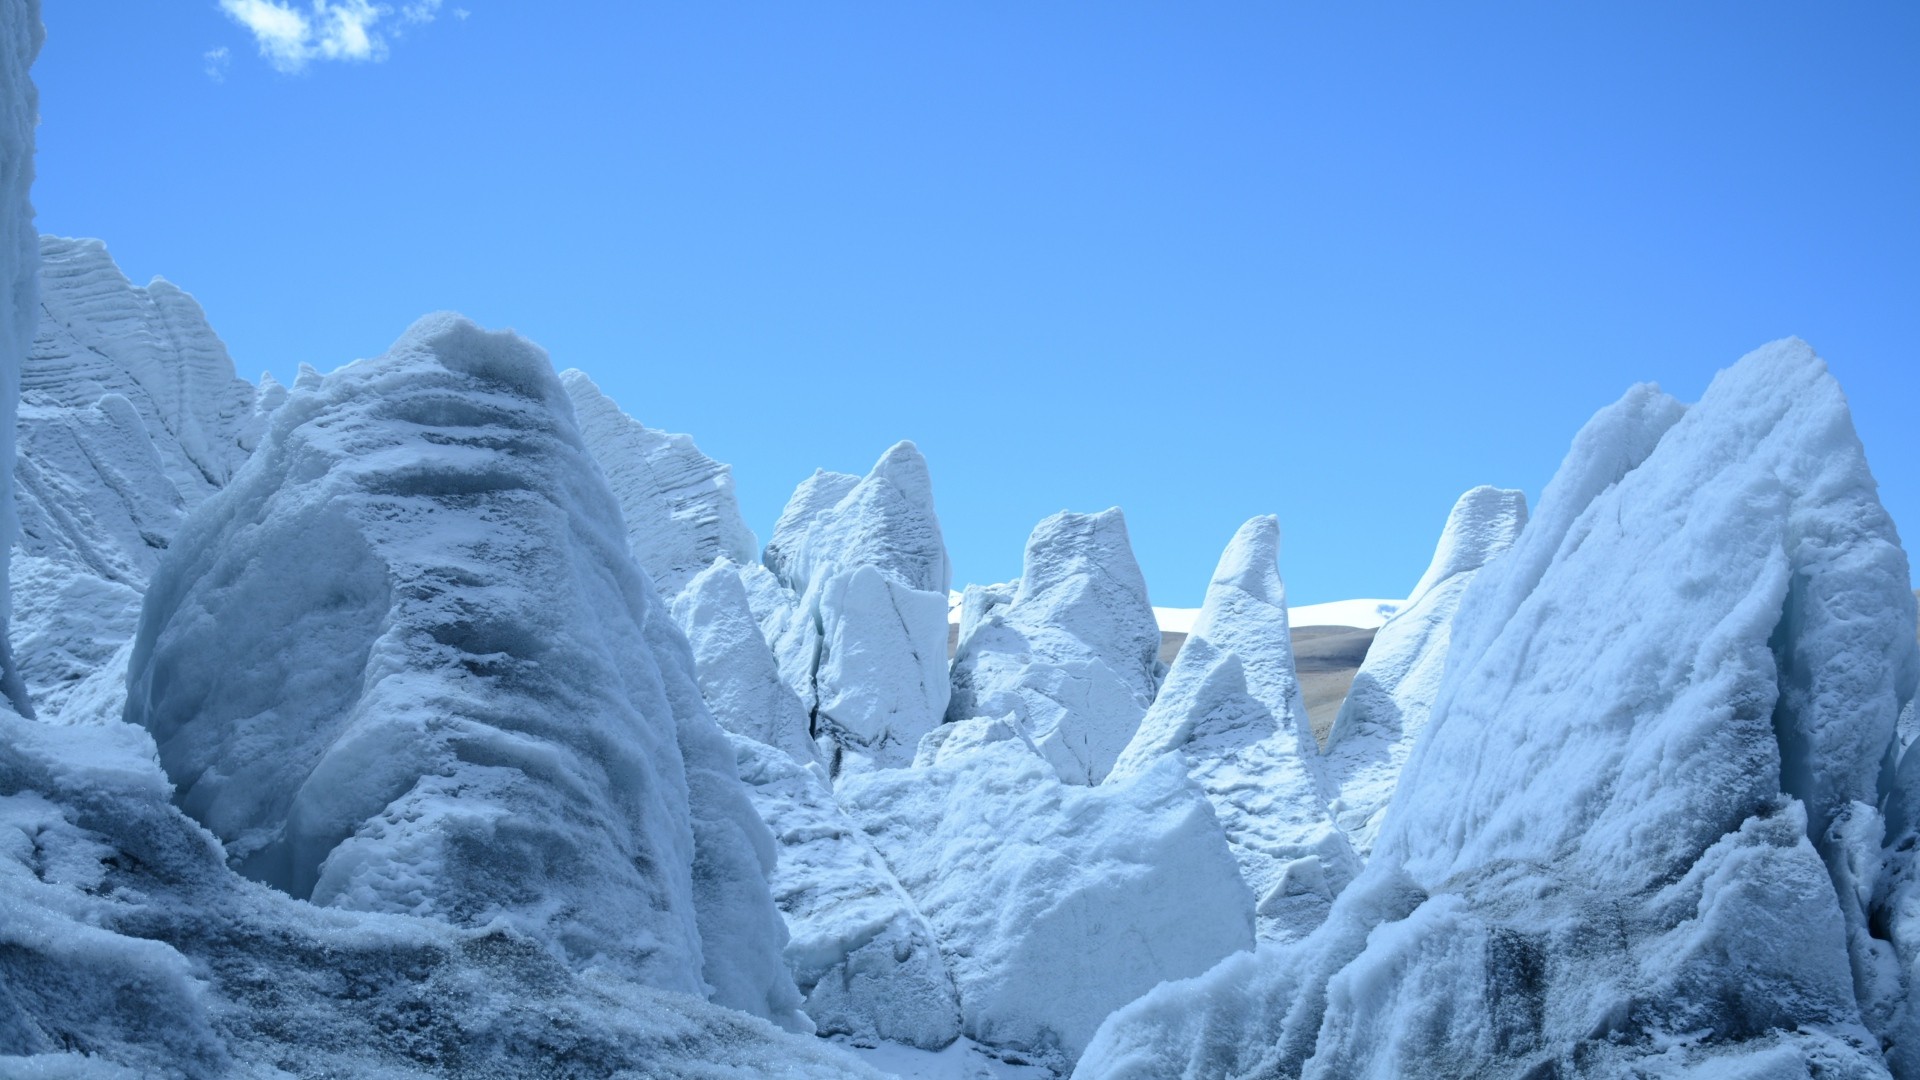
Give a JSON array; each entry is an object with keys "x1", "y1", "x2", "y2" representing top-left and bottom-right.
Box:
[
  {"x1": 946, "y1": 507, "x2": 1162, "y2": 784},
  {"x1": 10, "y1": 5, "x2": 1920, "y2": 1072},
  {"x1": 1078, "y1": 341, "x2": 1920, "y2": 1079},
  {"x1": 1321, "y1": 484, "x2": 1528, "y2": 855}
]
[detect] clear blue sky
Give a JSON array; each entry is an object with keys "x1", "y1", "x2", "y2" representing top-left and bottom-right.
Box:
[{"x1": 28, "y1": 2, "x2": 1920, "y2": 606}]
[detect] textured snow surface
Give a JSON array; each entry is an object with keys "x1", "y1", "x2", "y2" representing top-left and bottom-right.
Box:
[
  {"x1": 562, "y1": 368, "x2": 757, "y2": 598},
  {"x1": 11, "y1": 240, "x2": 269, "y2": 726},
  {"x1": 947, "y1": 508, "x2": 1161, "y2": 784},
  {"x1": 0, "y1": 708, "x2": 876, "y2": 1078},
  {"x1": 1322, "y1": 485, "x2": 1528, "y2": 855},
  {"x1": 765, "y1": 443, "x2": 952, "y2": 770},
  {"x1": 1109, "y1": 515, "x2": 1356, "y2": 944},
  {"x1": 1079, "y1": 340, "x2": 1919, "y2": 1079},
  {"x1": 121, "y1": 313, "x2": 804, "y2": 1028},
  {"x1": 842, "y1": 741, "x2": 1253, "y2": 1069},
  {"x1": 732, "y1": 734, "x2": 964, "y2": 1049},
  {"x1": 0, "y1": 1, "x2": 37, "y2": 715},
  {"x1": 674, "y1": 560, "x2": 821, "y2": 766}
]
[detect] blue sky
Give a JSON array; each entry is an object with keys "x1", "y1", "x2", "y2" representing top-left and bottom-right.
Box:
[{"x1": 29, "y1": 2, "x2": 1920, "y2": 606}]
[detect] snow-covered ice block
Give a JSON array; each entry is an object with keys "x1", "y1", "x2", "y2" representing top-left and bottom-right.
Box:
[
  {"x1": 1322, "y1": 485, "x2": 1527, "y2": 855},
  {"x1": 672, "y1": 559, "x2": 819, "y2": 765},
  {"x1": 1080, "y1": 341, "x2": 1916, "y2": 1078},
  {"x1": 947, "y1": 508, "x2": 1161, "y2": 784},
  {"x1": 1109, "y1": 515, "x2": 1357, "y2": 943},
  {"x1": 122, "y1": 313, "x2": 803, "y2": 1028},
  {"x1": 561, "y1": 368, "x2": 758, "y2": 598},
  {"x1": 765, "y1": 443, "x2": 952, "y2": 769},
  {"x1": 731, "y1": 733, "x2": 963, "y2": 1048},
  {"x1": 842, "y1": 740, "x2": 1253, "y2": 1068},
  {"x1": 0, "y1": 12, "x2": 40, "y2": 713}
]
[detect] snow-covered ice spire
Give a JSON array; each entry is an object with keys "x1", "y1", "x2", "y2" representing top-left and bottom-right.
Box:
[
  {"x1": 124, "y1": 313, "x2": 805, "y2": 1029},
  {"x1": 560, "y1": 368, "x2": 758, "y2": 599},
  {"x1": 1322, "y1": 485, "x2": 1527, "y2": 854},
  {"x1": 763, "y1": 441, "x2": 952, "y2": 771},
  {"x1": 1109, "y1": 515, "x2": 1358, "y2": 941},
  {"x1": 946, "y1": 507, "x2": 1161, "y2": 784}
]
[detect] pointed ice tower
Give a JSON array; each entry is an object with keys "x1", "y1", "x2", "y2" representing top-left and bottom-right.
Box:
[
  {"x1": 1081, "y1": 342, "x2": 1920, "y2": 1080},
  {"x1": 1322, "y1": 485, "x2": 1528, "y2": 855},
  {"x1": 946, "y1": 507, "x2": 1161, "y2": 784},
  {"x1": 559, "y1": 369, "x2": 758, "y2": 599},
  {"x1": 1108, "y1": 515, "x2": 1359, "y2": 942},
  {"x1": 124, "y1": 315, "x2": 806, "y2": 1030},
  {"x1": 763, "y1": 442, "x2": 952, "y2": 771}
]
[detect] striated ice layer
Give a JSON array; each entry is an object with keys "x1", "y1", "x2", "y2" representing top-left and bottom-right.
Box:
[
  {"x1": 0, "y1": 0, "x2": 38, "y2": 714},
  {"x1": 122, "y1": 313, "x2": 803, "y2": 1029},
  {"x1": 947, "y1": 508, "x2": 1161, "y2": 785},
  {"x1": 1108, "y1": 515, "x2": 1356, "y2": 944},
  {"x1": 561, "y1": 368, "x2": 757, "y2": 599},
  {"x1": 1322, "y1": 485, "x2": 1528, "y2": 856},
  {"x1": 1080, "y1": 340, "x2": 1917, "y2": 1079}
]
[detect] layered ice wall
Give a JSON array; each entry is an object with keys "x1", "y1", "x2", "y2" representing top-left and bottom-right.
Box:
[
  {"x1": 765, "y1": 443, "x2": 952, "y2": 770},
  {"x1": 0, "y1": 0, "x2": 37, "y2": 714},
  {"x1": 1080, "y1": 341, "x2": 1918, "y2": 1078},
  {"x1": 11, "y1": 238, "x2": 266, "y2": 723},
  {"x1": 947, "y1": 507, "x2": 1161, "y2": 784},
  {"x1": 123, "y1": 314, "x2": 803, "y2": 1028},
  {"x1": 1109, "y1": 515, "x2": 1357, "y2": 943},
  {"x1": 561, "y1": 369, "x2": 757, "y2": 598},
  {"x1": 1322, "y1": 485, "x2": 1528, "y2": 855}
]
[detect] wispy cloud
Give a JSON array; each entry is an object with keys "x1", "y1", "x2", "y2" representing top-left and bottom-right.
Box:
[
  {"x1": 218, "y1": 0, "x2": 445, "y2": 73},
  {"x1": 203, "y1": 45, "x2": 232, "y2": 82}
]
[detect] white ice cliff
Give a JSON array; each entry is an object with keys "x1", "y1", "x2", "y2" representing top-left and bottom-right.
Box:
[
  {"x1": 0, "y1": 0, "x2": 35, "y2": 714},
  {"x1": 1079, "y1": 341, "x2": 1920, "y2": 1079},
  {"x1": 1322, "y1": 484, "x2": 1528, "y2": 855},
  {"x1": 946, "y1": 507, "x2": 1162, "y2": 785}
]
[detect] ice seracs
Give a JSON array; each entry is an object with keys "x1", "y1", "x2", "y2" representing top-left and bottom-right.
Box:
[
  {"x1": 1108, "y1": 515, "x2": 1358, "y2": 943},
  {"x1": 842, "y1": 740, "x2": 1253, "y2": 1069},
  {"x1": 763, "y1": 442, "x2": 952, "y2": 770},
  {"x1": 672, "y1": 558, "x2": 819, "y2": 765},
  {"x1": 1080, "y1": 340, "x2": 1917, "y2": 1078},
  {"x1": 561, "y1": 368, "x2": 757, "y2": 599},
  {"x1": 947, "y1": 507, "x2": 1161, "y2": 784},
  {"x1": 122, "y1": 313, "x2": 803, "y2": 1029},
  {"x1": 0, "y1": 2, "x2": 36, "y2": 715},
  {"x1": 731, "y1": 734, "x2": 964, "y2": 1049},
  {"x1": 1322, "y1": 485, "x2": 1528, "y2": 855}
]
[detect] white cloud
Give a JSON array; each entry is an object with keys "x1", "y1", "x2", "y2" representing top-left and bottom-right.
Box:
[
  {"x1": 203, "y1": 45, "x2": 231, "y2": 82},
  {"x1": 219, "y1": 0, "x2": 444, "y2": 73}
]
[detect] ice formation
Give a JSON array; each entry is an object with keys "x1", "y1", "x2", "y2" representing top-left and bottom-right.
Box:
[
  {"x1": 763, "y1": 443, "x2": 952, "y2": 770},
  {"x1": 731, "y1": 733, "x2": 964, "y2": 1049},
  {"x1": 673, "y1": 558, "x2": 819, "y2": 765},
  {"x1": 11, "y1": 238, "x2": 268, "y2": 725},
  {"x1": 1108, "y1": 515, "x2": 1358, "y2": 943},
  {"x1": 947, "y1": 508, "x2": 1161, "y2": 784},
  {"x1": 1322, "y1": 485, "x2": 1528, "y2": 855},
  {"x1": 842, "y1": 740, "x2": 1253, "y2": 1068},
  {"x1": 122, "y1": 314, "x2": 803, "y2": 1029},
  {"x1": 1080, "y1": 341, "x2": 1920, "y2": 1078},
  {"x1": 0, "y1": 0, "x2": 35, "y2": 714},
  {"x1": 561, "y1": 368, "x2": 757, "y2": 598}
]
